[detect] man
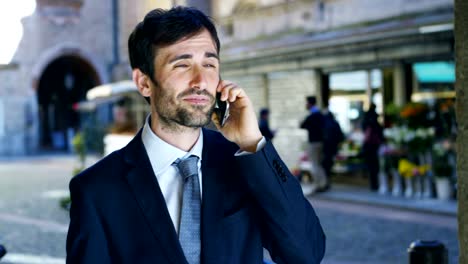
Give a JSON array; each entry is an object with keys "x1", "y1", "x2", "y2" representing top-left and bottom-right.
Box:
[
  {"x1": 300, "y1": 96, "x2": 328, "y2": 191},
  {"x1": 258, "y1": 108, "x2": 275, "y2": 141},
  {"x1": 0, "y1": 244, "x2": 6, "y2": 260},
  {"x1": 361, "y1": 103, "x2": 384, "y2": 191},
  {"x1": 66, "y1": 6, "x2": 325, "y2": 264},
  {"x1": 321, "y1": 108, "x2": 344, "y2": 189}
]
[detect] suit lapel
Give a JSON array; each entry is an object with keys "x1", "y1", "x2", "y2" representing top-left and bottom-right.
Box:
[
  {"x1": 122, "y1": 130, "x2": 187, "y2": 264},
  {"x1": 201, "y1": 129, "x2": 226, "y2": 263}
]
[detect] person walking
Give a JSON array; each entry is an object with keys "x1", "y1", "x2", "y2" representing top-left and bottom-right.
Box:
[
  {"x1": 322, "y1": 108, "x2": 344, "y2": 189},
  {"x1": 361, "y1": 103, "x2": 384, "y2": 191},
  {"x1": 258, "y1": 108, "x2": 275, "y2": 141},
  {"x1": 66, "y1": 7, "x2": 325, "y2": 264},
  {"x1": 300, "y1": 96, "x2": 328, "y2": 191},
  {"x1": 0, "y1": 244, "x2": 6, "y2": 260}
]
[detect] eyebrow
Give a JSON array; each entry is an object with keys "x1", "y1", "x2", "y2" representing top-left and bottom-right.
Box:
[
  {"x1": 205, "y1": 52, "x2": 219, "y2": 60},
  {"x1": 168, "y1": 52, "x2": 219, "y2": 64}
]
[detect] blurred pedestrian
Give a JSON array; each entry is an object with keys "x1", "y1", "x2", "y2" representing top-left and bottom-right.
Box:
[
  {"x1": 322, "y1": 108, "x2": 344, "y2": 189},
  {"x1": 109, "y1": 97, "x2": 138, "y2": 135},
  {"x1": 300, "y1": 96, "x2": 328, "y2": 191},
  {"x1": 0, "y1": 244, "x2": 6, "y2": 260},
  {"x1": 258, "y1": 108, "x2": 275, "y2": 141},
  {"x1": 361, "y1": 103, "x2": 384, "y2": 191}
]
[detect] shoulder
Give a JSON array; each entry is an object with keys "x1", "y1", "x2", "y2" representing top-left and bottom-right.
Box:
[{"x1": 69, "y1": 150, "x2": 128, "y2": 193}]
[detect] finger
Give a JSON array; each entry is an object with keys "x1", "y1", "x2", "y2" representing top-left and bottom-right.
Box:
[
  {"x1": 216, "y1": 79, "x2": 224, "y2": 93},
  {"x1": 228, "y1": 86, "x2": 244, "y2": 102},
  {"x1": 217, "y1": 79, "x2": 231, "y2": 93},
  {"x1": 220, "y1": 82, "x2": 237, "y2": 101}
]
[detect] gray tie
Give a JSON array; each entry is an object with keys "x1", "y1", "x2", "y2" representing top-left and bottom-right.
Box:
[{"x1": 174, "y1": 155, "x2": 201, "y2": 264}]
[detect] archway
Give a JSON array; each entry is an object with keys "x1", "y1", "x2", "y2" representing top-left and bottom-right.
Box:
[{"x1": 37, "y1": 55, "x2": 100, "y2": 151}]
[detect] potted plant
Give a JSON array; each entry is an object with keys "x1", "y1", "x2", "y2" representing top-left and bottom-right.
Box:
[{"x1": 432, "y1": 142, "x2": 454, "y2": 200}]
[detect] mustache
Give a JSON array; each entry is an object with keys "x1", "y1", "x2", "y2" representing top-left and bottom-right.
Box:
[{"x1": 177, "y1": 88, "x2": 215, "y2": 100}]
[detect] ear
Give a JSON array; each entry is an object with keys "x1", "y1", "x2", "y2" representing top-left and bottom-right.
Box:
[{"x1": 132, "y1": 69, "x2": 152, "y2": 98}]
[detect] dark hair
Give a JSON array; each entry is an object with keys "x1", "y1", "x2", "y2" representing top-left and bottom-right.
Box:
[
  {"x1": 306, "y1": 96, "x2": 317, "y2": 105},
  {"x1": 128, "y1": 6, "x2": 220, "y2": 82}
]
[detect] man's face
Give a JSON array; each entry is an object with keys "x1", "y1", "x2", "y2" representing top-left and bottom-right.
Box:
[{"x1": 150, "y1": 29, "x2": 219, "y2": 128}]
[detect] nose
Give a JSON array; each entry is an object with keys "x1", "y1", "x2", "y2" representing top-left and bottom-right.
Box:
[{"x1": 189, "y1": 66, "x2": 208, "y2": 90}]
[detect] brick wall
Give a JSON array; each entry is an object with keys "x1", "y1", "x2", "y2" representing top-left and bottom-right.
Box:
[
  {"x1": 267, "y1": 70, "x2": 317, "y2": 168},
  {"x1": 223, "y1": 69, "x2": 319, "y2": 169}
]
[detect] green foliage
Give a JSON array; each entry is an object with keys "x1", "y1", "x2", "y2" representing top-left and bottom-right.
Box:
[
  {"x1": 72, "y1": 132, "x2": 86, "y2": 167},
  {"x1": 72, "y1": 167, "x2": 84, "y2": 176},
  {"x1": 432, "y1": 142, "x2": 454, "y2": 178},
  {"x1": 432, "y1": 157, "x2": 453, "y2": 178},
  {"x1": 59, "y1": 196, "x2": 71, "y2": 210},
  {"x1": 83, "y1": 125, "x2": 105, "y2": 156},
  {"x1": 62, "y1": 132, "x2": 89, "y2": 211},
  {"x1": 384, "y1": 103, "x2": 402, "y2": 125}
]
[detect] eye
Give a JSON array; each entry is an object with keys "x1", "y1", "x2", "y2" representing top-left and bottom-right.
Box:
[
  {"x1": 174, "y1": 64, "x2": 188, "y2": 68},
  {"x1": 204, "y1": 64, "x2": 217, "y2": 68}
]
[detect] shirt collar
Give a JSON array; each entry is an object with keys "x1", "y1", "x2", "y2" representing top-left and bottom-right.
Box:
[{"x1": 141, "y1": 115, "x2": 203, "y2": 175}]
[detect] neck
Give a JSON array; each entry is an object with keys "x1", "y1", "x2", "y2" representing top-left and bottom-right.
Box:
[{"x1": 150, "y1": 113, "x2": 201, "y2": 152}]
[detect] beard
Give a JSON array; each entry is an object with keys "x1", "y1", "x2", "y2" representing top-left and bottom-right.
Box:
[{"x1": 152, "y1": 85, "x2": 215, "y2": 130}]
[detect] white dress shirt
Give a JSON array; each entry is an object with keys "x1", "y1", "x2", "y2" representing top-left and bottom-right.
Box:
[
  {"x1": 141, "y1": 116, "x2": 267, "y2": 234},
  {"x1": 142, "y1": 119, "x2": 203, "y2": 234}
]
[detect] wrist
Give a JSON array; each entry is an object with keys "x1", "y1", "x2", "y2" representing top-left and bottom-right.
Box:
[{"x1": 238, "y1": 133, "x2": 263, "y2": 152}]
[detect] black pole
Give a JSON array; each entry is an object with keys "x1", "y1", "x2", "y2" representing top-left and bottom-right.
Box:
[{"x1": 408, "y1": 240, "x2": 447, "y2": 264}]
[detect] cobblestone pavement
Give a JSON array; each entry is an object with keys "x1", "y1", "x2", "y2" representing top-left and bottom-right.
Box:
[
  {"x1": 310, "y1": 198, "x2": 458, "y2": 264},
  {"x1": 0, "y1": 154, "x2": 98, "y2": 264},
  {"x1": 0, "y1": 155, "x2": 459, "y2": 264}
]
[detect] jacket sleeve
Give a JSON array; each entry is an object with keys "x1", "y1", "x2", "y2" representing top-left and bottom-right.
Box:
[
  {"x1": 66, "y1": 177, "x2": 112, "y2": 264},
  {"x1": 235, "y1": 141, "x2": 326, "y2": 264}
]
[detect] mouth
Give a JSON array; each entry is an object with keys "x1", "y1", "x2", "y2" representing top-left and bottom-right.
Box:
[{"x1": 182, "y1": 95, "x2": 211, "y2": 105}]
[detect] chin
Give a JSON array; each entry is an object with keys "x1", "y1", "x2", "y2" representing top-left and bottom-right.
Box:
[{"x1": 176, "y1": 109, "x2": 212, "y2": 128}]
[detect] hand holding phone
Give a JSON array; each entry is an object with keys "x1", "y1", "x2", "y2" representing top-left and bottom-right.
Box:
[{"x1": 214, "y1": 78, "x2": 262, "y2": 152}]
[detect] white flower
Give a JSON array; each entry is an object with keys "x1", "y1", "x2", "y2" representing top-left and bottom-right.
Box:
[{"x1": 404, "y1": 130, "x2": 416, "y2": 142}]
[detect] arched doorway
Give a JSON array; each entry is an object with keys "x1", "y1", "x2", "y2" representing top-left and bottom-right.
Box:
[{"x1": 37, "y1": 55, "x2": 100, "y2": 151}]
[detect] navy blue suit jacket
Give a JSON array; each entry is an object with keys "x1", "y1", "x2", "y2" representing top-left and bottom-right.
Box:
[{"x1": 66, "y1": 129, "x2": 325, "y2": 264}]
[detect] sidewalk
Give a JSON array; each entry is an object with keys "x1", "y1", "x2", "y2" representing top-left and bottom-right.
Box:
[
  {"x1": 1, "y1": 153, "x2": 457, "y2": 217},
  {"x1": 310, "y1": 183, "x2": 457, "y2": 216}
]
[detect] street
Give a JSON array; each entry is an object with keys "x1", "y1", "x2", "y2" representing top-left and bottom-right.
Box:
[{"x1": 0, "y1": 155, "x2": 459, "y2": 264}]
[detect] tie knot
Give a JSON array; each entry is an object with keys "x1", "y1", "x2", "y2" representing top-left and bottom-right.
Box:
[{"x1": 175, "y1": 155, "x2": 199, "y2": 181}]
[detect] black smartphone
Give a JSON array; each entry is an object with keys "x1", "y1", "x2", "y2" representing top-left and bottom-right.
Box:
[{"x1": 214, "y1": 92, "x2": 229, "y2": 127}]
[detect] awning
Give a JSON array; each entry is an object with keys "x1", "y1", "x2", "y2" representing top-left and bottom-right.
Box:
[
  {"x1": 413, "y1": 61, "x2": 455, "y2": 83},
  {"x1": 74, "y1": 80, "x2": 138, "y2": 112},
  {"x1": 86, "y1": 80, "x2": 137, "y2": 100},
  {"x1": 73, "y1": 95, "x2": 124, "y2": 112}
]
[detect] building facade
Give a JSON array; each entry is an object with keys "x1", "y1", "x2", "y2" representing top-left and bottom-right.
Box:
[
  {"x1": 214, "y1": 0, "x2": 454, "y2": 167},
  {"x1": 0, "y1": 0, "x2": 171, "y2": 155},
  {"x1": 0, "y1": 0, "x2": 454, "y2": 167}
]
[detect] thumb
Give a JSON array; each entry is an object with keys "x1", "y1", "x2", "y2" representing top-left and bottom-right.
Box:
[{"x1": 211, "y1": 111, "x2": 222, "y2": 130}]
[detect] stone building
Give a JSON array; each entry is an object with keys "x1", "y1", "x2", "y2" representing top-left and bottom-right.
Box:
[
  {"x1": 0, "y1": 0, "x2": 454, "y2": 168},
  {"x1": 0, "y1": 0, "x2": 171, "y2": 155},
  {"x1": 214, "y1": 0, "x2": 454, "y2": 167}
]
